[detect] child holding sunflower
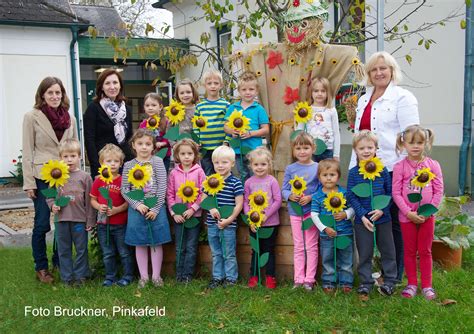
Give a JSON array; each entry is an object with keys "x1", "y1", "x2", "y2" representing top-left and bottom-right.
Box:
[
  {"x1": 173, "y1": 79, "x2": 200, "y2": 136},
  {"x1": 167, "y1": 139, "x2": 206, "y2": 283},
  {"x1": 347, "y1": 130, "x2": 397, "y2": 300},
  {"x1": 392, "y1": 125, "x2": 444, "y2": 300},
  {"x1": 121, "y1": 129, "x2": 171, "y2": 288},
  {"x1": 244, "y1": 147, "x2": 282, "y2": 289},
  {"x1": 311, "y1": 159, "x2": 355, "y2": 294}
]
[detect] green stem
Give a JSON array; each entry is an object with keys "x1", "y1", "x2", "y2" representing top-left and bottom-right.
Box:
[
  {"x1": 334, "y1": 235, "x2": 337, "y2": 284},
  {"x1": 106, "y1": 218, "x2": 110, "y2": 247},
  {"x1": 147, "y1": 220, "x2": 155, "y2": 251},
  {"x1": 301, "y1": 206, "x2": 307, "y2": 269},
  {"x1": 54, "y1": 213, "x2": 58, "y2": 253},
  {"x1": 256, "y1": 228, "x2": 261, "y2": 286},
  {"x1": 417, "y1": 188, "x2": 423, "y2": 211},
  {"x1": 214, "y1": 196, "x2": 226, "y2": 259},
  {"x1": 370, "y1": 180, "x2": 376, "y2": 253},
  {"x1": 177, "y1": 223, "x2": 185, "y2": 269},
  {"x1": 239, "y1": 138, "x2": 244, "y2": 183}
]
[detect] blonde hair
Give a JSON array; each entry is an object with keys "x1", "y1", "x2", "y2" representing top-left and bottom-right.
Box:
[
  {"x1": 396, "y1": 125, "x2": 434, "y2": 155},
  {"x1": 173, "y1": 138, "x2": 200, "y2": 165},
  {"x1": 247, "y1": 146, "x2": 273, "y2": 175},
  {"x1": 174, "y1": 78, "x2": 199, "y2": 104},
  {"x1": 59, "y1": 139, "x2": 81, "y2": 156},
  {"x1": 317, "y1": 159, "x2": 341, "y2": 178},
  {"x1": 202, "y1": 69, "x2": 223, "y2": 85},
  {"x1": 364, "y1": 51, "x2": 403, "y2": 86},
  {"x1": 99, "y1": 144, "x2": 125, "y2": 165},
  {"x1": 352, "y1": 130, "x2": 378, "y2": 149},
  {"x1": 237, "y1": 71, "x2": 259, "y2": 90},
  {"x1": 129, "y1": 128, "x2": 156, "y2": 155},
  {"x1": 310, "y1": 77, "x2": 333, "y2": 108},
  {"x1": 291, "y1": 131, "x2": 315, "y2": 160},
  {"x1": 212, "y1": 145, "x2": 235, "y2": 163}
]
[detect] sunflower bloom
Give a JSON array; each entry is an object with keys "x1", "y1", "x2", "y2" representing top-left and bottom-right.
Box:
[
  {"x1": 289, "y1": 175, "x2": 307, "y2": 196},
  {"x1": 203, "y1": 173, "x2": 225, "y2": 196},
  {"x1": 411, "y1": 167, "x2": 436, "y2": 188},
  {"x1": 40, "y1": 160, "x2": 70, "y2": 188},
  {"x1": 127, "y1": 164, "x2": 151, "y2": 189},
  {"x1": 293, "y1": 101, "x2": 312, "y2": 124},
  {"x1": 248, "y1": 208, "x2": 265, "y2": 229},
  {"x1": 323, "y1": 191, "x2": 346, "y2": 214},
  {"x1": 227, "y1": 110, "x2": 250, "y2": 134},
  {"x1": 248, "y1": 190, "x2": 269, "y2": 211},
  {"x1": 177, "y1": 180, "x2": 199, "y2": 203},
  {"x1": 146, "y1": 115, "x2": 160, "y2": 131},
  {"x1": 192, "y1": 115, "x2": 208, "y2": 131},
  {"x1": 358, "y1": 157, "x2": 384, "y2": 181},
  {"x1": 165, "y1": 99, "x2": 186, "y2": 125},
  {"x1": 98, "y1": 165, "x2": 113, "y2": 184}
]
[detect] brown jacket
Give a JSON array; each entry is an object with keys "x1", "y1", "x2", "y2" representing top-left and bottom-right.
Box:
[{"x1": 22, "y1": 109, "x2": 78, "y2": 190}]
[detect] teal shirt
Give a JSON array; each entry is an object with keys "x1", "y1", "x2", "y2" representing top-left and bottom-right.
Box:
[{"x1": 194, "y1": 98, "x2": 229, "y2": 150}]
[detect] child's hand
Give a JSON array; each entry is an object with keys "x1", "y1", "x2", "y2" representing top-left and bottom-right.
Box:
[
  {"x1": 136, "y1": 204, "x2": 149, "y2": 215},
  {"x1": 368, "y1": 209, "x2": 383, "y2": 222},
  {"x1": 145, "y1": 210, "x2": 157, "y2": 220},
  {"x1": 173, "y1": 214, "x2": 185, "y2": 224},
  {"x1": 85, "y1": 226, "x2": 93, "y2": 232},
  {"x1": 288, "y1": 194, "x2": 301, "y2": 202},
  {"x1": 334, "y1": 211, "x2": 347, "y2": 221},
  {"x1": 325, "y1": 227, "x2": 337, "y2": 238},
  {"x1": 362, "y1": 216, "x2": 374, "y2": 232},
  {"x1": 217, "y1": 218, "x2": 231, "y2": 229},
  {"x1": 250, "y1": 225, "x2": 257, "y2": 233},
  {"x1": 156, "y1": 142, "x2": 165, "y2": 149},
  {"x1": 106, "y1": 206, "x2": 116, "y2": 216},
  {"x1": 182, "y1": 208, "x2": 195, "y2": 220},
  {"x1": 210, "y1": 208, "x2": 221, "y2": 220},
  {"x1": 240, "y1": 131, "x2": 252, "y2": 139},
  {"x1": 407, "y1": 211, "x2": 426, "y2": 224},
  {"x1": 98, "y1": 204, "x2": 108, "y2": 214},
  {"x1": 231, "y1": 129, "x2": 241, "y2": 138},
  {"x1": 298, "y1": 195, "x2": 312, "y2": 206},
  {"x1": 52, "y1": 204, "x2": 61, "y2": 214}
]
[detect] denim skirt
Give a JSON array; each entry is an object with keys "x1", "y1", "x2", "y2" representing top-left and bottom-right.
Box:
[{"x1": 125, "y1": 206, "x2": 171, "y2": 246}]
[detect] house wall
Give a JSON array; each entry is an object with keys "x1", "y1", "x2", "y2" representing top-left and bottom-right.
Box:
[{"x1": 0, "y1": 26, "x2": 75, "y2": 179}]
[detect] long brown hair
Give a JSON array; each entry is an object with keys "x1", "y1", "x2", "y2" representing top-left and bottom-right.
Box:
[
  {"x1": 34, "y1": 77, "x2": 70, "y2": 110},
  {"x1": 174, "y1": 79, "x2": 199, "y2": 105},
  {"x1": 144, "y1": 92, "x2": 167, "y2": 133},
  {"x1": 93, "y1": 69, "x2": 126, "y2": 103}
]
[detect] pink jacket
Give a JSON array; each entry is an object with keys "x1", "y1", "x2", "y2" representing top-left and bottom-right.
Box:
[
  {"x1": 392, "y1": 157, "x2": 444, "y2": 223},
  {"x1": 167, "y1": 163, "x2": 206, "y2": 217},
  {"x1": 244, "y1": 175, "x2": 282, "y2": 227}
]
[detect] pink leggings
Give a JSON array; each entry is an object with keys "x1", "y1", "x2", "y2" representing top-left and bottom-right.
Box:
[
  {"x1": 135, "y1": 246, "x2": 163, "y2": 281},
  {"x1": 400, "y1": 217, "x2": 434, "y2": 288},
  {"x1": 290, "y1": 213, "x2": 319, "y2": 284}
]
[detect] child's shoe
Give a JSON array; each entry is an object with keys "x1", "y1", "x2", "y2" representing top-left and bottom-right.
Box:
[
  {"x1": 303, "y1": 283, "x2": 314, "y2": 291},
  {"x1": 117, "y1": 278, "x2": 131, "y2": 287},
  {"x1": 223, "y1": 279, "x2": 237, "y2": 288},
  {"x1": 74, "y1": 278, "x2": 87, "y2": 287},
  {"x1": 341, "y1": 286, "x2": 352, "y2": 294},
  {"x1": 357, "y1": 286, "x2": 370, "y2": 301},
  {"x1": 152, "y1": 277, "x2": 164, "y2": 287},
  {"x1": 323, "y1": 287, "x2": 335, "y2": 295},
  {"x1": 292, "y1": 283, "x2": 303, "y2": 289},
  {"x1": 207, "y1": 278, "x2": 223, "y2": 289},
  {"x1": 247, "y1": 276, "x2": 258, "y2": 288},
  {"x1": 378, "y1": 283, "x2": 395, "y2": 296},
  {"x1": 265, "y1": 276, "x2": 277, "y2": 289},
  {"x1": 401, "y1": 285, "x2": 417, "y2": 299},
  {"x1": 102, "y1": 279, "x2": 114, "y2": 287},
  {"x1": 138, "y1": 278, "x2": 148, "y2": 289},
  {"x1": 422, "y1": 287, "x2": 436, "y2": 301},
  {"x1": 182, "y1": 276, "x2": 192, "y2": 284}
]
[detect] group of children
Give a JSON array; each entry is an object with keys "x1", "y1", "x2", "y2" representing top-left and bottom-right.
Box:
[{"x1": 49, "y1": 69, "x2": 443, "y2": 301}]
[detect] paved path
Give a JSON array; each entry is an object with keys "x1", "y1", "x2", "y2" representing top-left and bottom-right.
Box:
[{"x1": 0, "y1": 187, "x2": 32, "y2": 210}]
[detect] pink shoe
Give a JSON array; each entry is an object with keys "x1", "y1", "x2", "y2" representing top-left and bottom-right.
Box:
[
  {"x1": 248, "y1": 276, "x2": 258, "y2": 288},
  {"x1": 401, "y1": 285, "x2": 417, "y2": 299},
  {"x1": 422, "y1": 287, "x2": 436, "y2": 301}
]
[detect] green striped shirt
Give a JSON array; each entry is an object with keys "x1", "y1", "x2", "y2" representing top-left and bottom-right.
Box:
[{"x1": 194, "y1": 98, "x2": 229, "y2": 150}]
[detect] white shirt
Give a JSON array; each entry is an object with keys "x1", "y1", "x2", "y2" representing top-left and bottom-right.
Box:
[{"x1": 349, "y1": 82, "x2": 419, "y2": 171}]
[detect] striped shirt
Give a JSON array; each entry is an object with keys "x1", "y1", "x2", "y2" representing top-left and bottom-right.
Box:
[
  {"x1": 194, "y1": 98, "x2": 229, "y2": 150},
  {"x1": 204, "y1": 174, "x2": 244, "y2": 226},
  {"x1": 121, "y1": 156, "x2": 167, "y2": 214}
]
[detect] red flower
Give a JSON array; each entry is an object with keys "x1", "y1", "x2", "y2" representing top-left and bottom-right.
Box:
[
  {"x1": 293, "y1": 0, "x2": 300, "y2": 7},
  {"x1": 12, "y1": 159, "x2": 17, "y2": 163},
  {"x1": 283, "y1": 86, "x2": 300, "y2": 105},
  {"x1": 266, "y1": 51, "x2": 283, "y2": 69}
]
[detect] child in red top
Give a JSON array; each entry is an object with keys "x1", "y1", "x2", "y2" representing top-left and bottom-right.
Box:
[
  {"x1": 392, "y1": 125, "x2": 444, "y2": 300},
  {"x1": 90, "y1": 144, "x2": 133, "y2": 287}
]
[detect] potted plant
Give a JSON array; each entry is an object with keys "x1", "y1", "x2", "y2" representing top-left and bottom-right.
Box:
[{"x1": 433, "y1": 196, "x2": 474, "y2": 269}]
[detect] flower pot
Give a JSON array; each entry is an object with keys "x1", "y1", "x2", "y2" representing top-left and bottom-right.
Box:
[{"x1": 431, "y1": 240, "x2": 462, "y2": 270}]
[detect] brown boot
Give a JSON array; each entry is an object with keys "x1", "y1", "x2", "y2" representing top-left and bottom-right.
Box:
[{"x1": 36, "y1": 269, "x2": 54, "y2": 284}]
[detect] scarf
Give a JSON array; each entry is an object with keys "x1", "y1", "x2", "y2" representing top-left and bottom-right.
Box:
[
  {"x1": 100, "y1": 98, "x2": 128, "y2": 144},
  {"x1": 41, "y1": 104, "x2": 71, "y2": 141}
]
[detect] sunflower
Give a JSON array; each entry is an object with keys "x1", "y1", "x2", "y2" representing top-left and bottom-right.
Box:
[
  {"x1": 312, "y1": 39, "x2": 320, "y2": 47},
  {"x1": 358, "y1": 157, "x2": 384, "y2": 181},
  {"x1": 289, "y1": 175, "x2": 307, "y2": 196},
  {"x1": 270, "y1": 77, "x2": 278, "y2": 83},
  {"x1": 227, "y1": 110, "x2": 251, "y2": 134},
  {"x1": 40, "y1": 160, "x2": 70, "y2": 188},
  {"x1": 331, "y1": 58, "x2": 338, "y2": 65},
  {"x1": 248, "y1": 190, "x2": 269, "y2": 211},
  {"x1": 177, "y1": 180, "x2": 199, "y2": 203},
  {"x1": 300, "y1": 77, "x2": 306, "y2": 83},
  {"x1": 98, "y1": 165, "x2": 113, "y2": 184},
  {"x1": 146, "y1": 114, "x2": 160, "y2": 131},
  {"x1": 288, "y1": 57, "x2": 296, "y2": 65},
  {"x1": 256, "y1": 70, "x2": 262, "y2": 77},
  {"x1": 236, "y1": 51, "x2": 243, "y2": 58},
  {"x1": 245, "y1": 57, "x2": 252, "y2": 66},
  {"x1": 411, "y1": 167, "x2": 436, "y2": 188},
  {"x1": 352, "y1": 58, "x2": 360, "y2": 65},
  {"x1": 127, "y1": 164, "x2": 151, "y2": 189},
  {"x1": 247, "y1": 208, "x2": 265, "y2": 229},
  {"x1": 165, "y1": 99, "x2": 186, "y2": 125},
  {"x1": 293, "y1": 101, "x2": 313, "y2": 124},
  {"x1": 316, "y1": 60, "x2": 322, "y2": 66},
  {"x1": 192, "y1": 115, "x2": 208, "y2": 131},
  {"x1": 323, "y1": 191, "x2": 346, "y2": 214},
  {"x1": 203, "y1": 173, "x2": 225, "y2": 196}
]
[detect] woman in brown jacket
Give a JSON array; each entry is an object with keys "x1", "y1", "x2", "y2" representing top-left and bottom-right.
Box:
[{"x1": 22, "y1": 77, "x2": 78, "y2": 283}]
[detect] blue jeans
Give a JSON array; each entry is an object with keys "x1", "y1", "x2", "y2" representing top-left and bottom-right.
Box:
[
  {"x1": 56, "y1": 222, "x2": 90, "y2": 282},
  {"x1": 97, "y1": 224, "x2": 134, "y2": 282},
  {"x1": 200, "y1": 150, "x2": 215, "y2": 176},
  {"x1": 320, "y1": 236, "x2": 354, "y2": 288},
  {"x1": 313, "y1": 149, "x2": 334, "y2": 163},
  {"x1": 32, "y1": 178, "x2": 59, "y2": 271},
  {"x1": 174, "y1": 222, "x2": 201, "y2": 279},
  {"x1": 236, "y1": 154, "x2": 252, "y2": 182},
  {"x1": 207, "y1": 224, "x2": 238, "y2": 281}
]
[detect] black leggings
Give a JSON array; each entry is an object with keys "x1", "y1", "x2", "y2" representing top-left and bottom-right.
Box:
[{"x1": 249, "y1": 226, "x2": 278, "y2": 277}]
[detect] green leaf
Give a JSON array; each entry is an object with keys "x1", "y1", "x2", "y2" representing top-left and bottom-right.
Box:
[
  {"x1": 289, "y1": 202, "x2": 303, "y2": 216},
  {"x1": 219, "y1": 205, "x2": 234, "y2": 219},
  {"x1": 172, "y1": 203, "x2": 187, "y2": 215},
  {"x1": 144, "y1": 197, "x2": 158, "y2": 208},
  {"x1": 191, "y1": 132, "x2": 200, "y2": 143},
  {"x1": 184, "y1": 217, "x2": 200, "y2": 228},
  {"x1": 200, "y1": 196, "x2": 217, "y2": 210},
  {"x1": 258, "y1": 227, "x2": 274, "y2": 239},
  {"x1": 241, "y1": 213, "x2": 249, "y2": 225},
  {"x1": 98, "y1": 187, "x2": 110, "y2": 200},
  {"x1": 290, "y1": 130, "x2": 303, "y2": 141},
  {"x1": 240, "y1": 145, "x2": 253, "y2": 155},
  {"x1": 372, "y1": 195, "x2": 391, "y2": 210},
  {"x1": 40, "y1": 187, "x2": 57, "y2": 198},
  {"x1": 127, "y1": 189, "x2": 144, "y2": 201},
  {"x1": 163, "y1": 126, "x2": 179, "y2": 140},
  {"x1": 178, "y1": 133, "x2": 192, "y2": 140},
  {"x1": 467, "y1": 0, "x2": 472, "y2": 8},
  {"x1": 302, "y1": 217, "x2": 314, "y2": 231},
  {"x1": 417, "y1": 203, "x2": 438, "y2": 217},
  {"x1": 405, "y1": 54, "x2": 412, "y2": 65},
  {"x1": 351, "y1": 183, "x2": 371, "y2": 197},
  {"x1": 259, "y1": 252, "x2": 269, "y2": 267},
  {"x1": 55, "y1": 196, "x2": 70, "y2": 207},
  {"x1": 314, "y1": 138, "x2": 327, "y2": 155},
  {"x1": 155, "y1": 147, "x2": 168, "y2": 159},
  {"x1": 320, "y1": 214, "x2": 335, "y2": 228},
  {"x1": 335, "y1": 235, "x2": 351, "y2": 249},
  {"x1": 461, "y1": 19, "x2": 467, "y2": 29},
  {"x1": 408, "y1": 193, "x2": 422, "y2": 203},
  {"x1": 199, "y1": 148, "x2": 208, "y2": 157},
  {"x1": 249, "y1": 235, "x2": 258, "y2": 251},
  {"x1": 229, "y1": 138, "x2": 241, "y2": 149}
]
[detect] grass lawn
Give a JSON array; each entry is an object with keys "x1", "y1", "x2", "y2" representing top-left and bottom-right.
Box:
[{"x1": 1, "y1": 247, "x2": 473, "y2": 333}]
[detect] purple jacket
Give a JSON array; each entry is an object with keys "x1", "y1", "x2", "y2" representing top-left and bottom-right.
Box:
[{"x1": 244, "y1": 175, "x2": 282, "y2": 227}]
